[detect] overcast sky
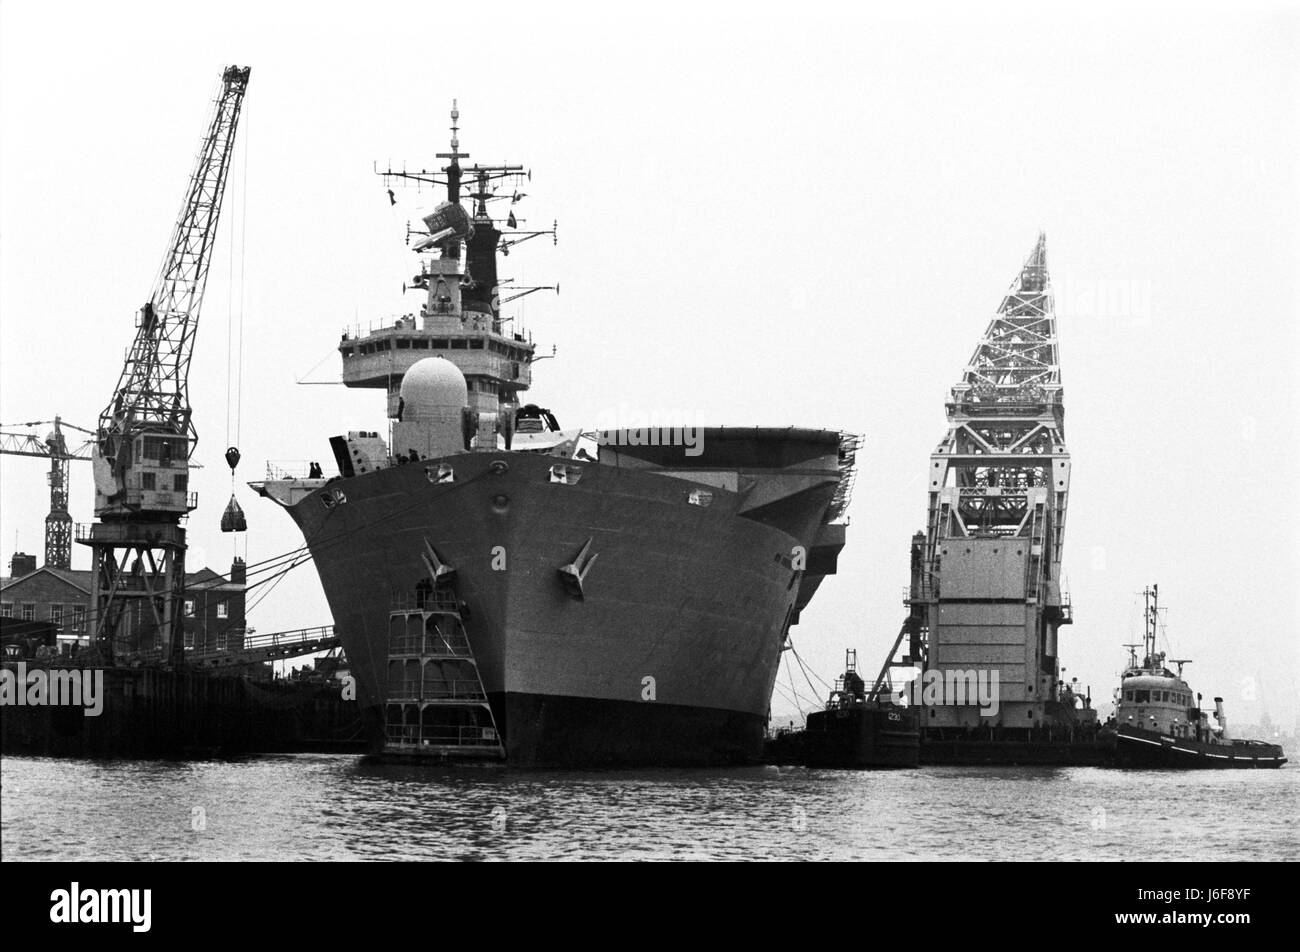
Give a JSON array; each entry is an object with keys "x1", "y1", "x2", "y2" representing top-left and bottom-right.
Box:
[{"x1": 2, "y1": 0, "x2": 1296, "y2": 729}]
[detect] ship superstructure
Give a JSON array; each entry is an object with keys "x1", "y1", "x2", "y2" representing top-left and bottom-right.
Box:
[
  {"x1": 254, "y1": 104, "x2": 859, "y2": 765},
  {"x1": 1114, "y1": 585, "x2": 1197, "y2": 738},
  {"x1": 338, "y1": 101, "x2": 560, "y2": 451}
]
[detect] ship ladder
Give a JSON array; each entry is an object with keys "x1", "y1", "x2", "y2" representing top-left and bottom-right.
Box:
[{"x1": 383, "y1": 589, "x2": 505, "y2": 761}]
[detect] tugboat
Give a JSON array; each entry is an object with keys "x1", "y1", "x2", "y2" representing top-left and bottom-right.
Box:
[
  {"x1": 767, "y1": 650, "x2": 919, "y2": 768},
  {"x1": 1111, "y1": 585, "x2": 1286, "y2": 769}
]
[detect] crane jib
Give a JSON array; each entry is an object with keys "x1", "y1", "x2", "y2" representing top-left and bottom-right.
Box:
[{"x1": 94, "y1": 66, "x2": 250, "y2": 521}]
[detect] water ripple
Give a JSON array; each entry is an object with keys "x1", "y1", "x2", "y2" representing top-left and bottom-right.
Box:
[{"x1": 3, "y1": 756, "x2": 1296, "y2": 861}]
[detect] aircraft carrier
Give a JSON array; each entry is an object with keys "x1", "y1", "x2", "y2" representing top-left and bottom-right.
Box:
[{"x1": 254, "y1": 104, "x2": 859, "y2": 766}]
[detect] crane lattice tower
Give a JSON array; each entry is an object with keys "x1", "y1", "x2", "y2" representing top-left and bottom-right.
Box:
[{"x1": 906, "y1": 233, "x2": 1072, "y2": 728}]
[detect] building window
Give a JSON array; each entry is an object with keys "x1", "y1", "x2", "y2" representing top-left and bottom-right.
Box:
[
  {"x1": 21, "y1": 603, "x2": 35, "y2": 621},
  {"x1": 184, "y1": 599, "x2": 195, "y2": 617},
  {"x1": 142, "y1": 472, "x2": 156, "y2": 490},
  {"x1": 183, "y1": 628, "x2": 195, "y2": 649},
  {"x1": 217, "y1": 602, "x2": 229, "y2": 619},
  {"x1": 72, "y1": 605, "x2": 86, "y2": 632},
  {"x1": 0, "y1": 602, "x2": 11, "y2": 618},
  {"x1": 174, "y1": 475, "x2": 187, "y2": 492},
  {"x1": 49, "y1": 604, "x2": 64, "y2": 626}
]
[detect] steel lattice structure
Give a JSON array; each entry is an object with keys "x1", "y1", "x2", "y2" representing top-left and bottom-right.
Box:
[
  {"x1": 97, "y1": 65, "x2": 250, "y2": 475},
  {"x1": 928, "y1": 232, "x2": 1069, "y2": 550},
  {"x1": 81, "y1": 66, "x2": 250, "y2": 665},
  {"x1": 905, "y1": 234, "x2": 1073, "y2": 726},
  {"x1": 0, "y1": 417, "x2": 94, "y2": 569}
]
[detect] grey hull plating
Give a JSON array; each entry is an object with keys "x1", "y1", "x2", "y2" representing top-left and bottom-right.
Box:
[{"x1": 285, "y1": 447, "x2": 837, "y2": 765}]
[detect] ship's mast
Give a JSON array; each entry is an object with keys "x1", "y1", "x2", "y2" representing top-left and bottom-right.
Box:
[
  {"x1": 346, "y1": 102, "x2": 557, "y2": 448},
  {"x1": 445, "y1": 101, "x2": 463, "y2": 186},
  {"x1": 1142, "y1": 583, "x2": 1160, "y2": 668}
]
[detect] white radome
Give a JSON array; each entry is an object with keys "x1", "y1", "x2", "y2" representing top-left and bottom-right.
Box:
[{"x1": 399, "y1": 357, "x2": 468, "y2": 417}]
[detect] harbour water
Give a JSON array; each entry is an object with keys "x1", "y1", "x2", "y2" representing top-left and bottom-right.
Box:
[{"x1": 3, "y1": 755, "x2": 1296, "y2": 861}]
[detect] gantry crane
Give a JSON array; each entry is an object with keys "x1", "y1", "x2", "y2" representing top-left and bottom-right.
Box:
[
  {"x1": 0, "y1": 417, "x2": 95, "y2": 570},
  {"x1": 80, "y1": 65, "x2": 250, "y2": 665}
]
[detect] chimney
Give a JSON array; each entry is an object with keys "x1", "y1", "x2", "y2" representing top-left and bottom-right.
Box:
[
  {"x1": 9, "y1": 552, "x2": 37, "y2": 578},
  {"x1": 230, "y1": 557, "x2": 246, "y2": 586},
  {"x1": 1213, "y1": 697, "x2": 1228, "y2": 739}
]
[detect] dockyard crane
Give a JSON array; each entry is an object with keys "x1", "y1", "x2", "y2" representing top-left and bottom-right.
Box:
[
  {"x1": 0, "y1": 417, "x2": 95, "y2": 570},
  {"x1": 898, "y1": 233, "x2": 1073, "y2": 728},
  {"x1": 81, "y1": 65, "x2": 250, "y2": 665}
]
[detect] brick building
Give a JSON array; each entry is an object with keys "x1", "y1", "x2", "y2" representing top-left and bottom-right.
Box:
[{"x1": 0, "y1": 550, "x2": 247, "y2": 655}]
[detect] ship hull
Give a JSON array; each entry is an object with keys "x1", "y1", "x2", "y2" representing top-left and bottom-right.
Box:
[
  {"x1": 764, "y1": 707, "x2": 920, "y2": 764},
  {"x1": 495, "y1": 692, "x2": 763, "y2": 766},
  {"x1": 800, "y1": 705, "x2": 919, "y2": 768},
  {"x1": 274, "y1": 439, "x2": 841, "y2": 766},
  {"x1": 1115, "y1": 725, "x2": 1287, "y2": 769}
]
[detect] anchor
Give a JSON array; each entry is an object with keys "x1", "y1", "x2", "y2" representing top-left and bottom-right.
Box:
[
  {"x1": 558, "y1": 537, "x2": 598, "y2": 599},
  {"x1": 420, "y1": 539, "x2": 456, "y2": 584}
]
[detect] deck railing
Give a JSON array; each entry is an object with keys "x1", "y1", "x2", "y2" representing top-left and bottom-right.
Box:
[
  {"x1": 384, "y1": 725, "x2": 500, "y2": 747},
  {"x1": 388, "y1": 633, "x2": 474, "y2": 657},
  {"x1": 386, "y1": 679, "x2": 486, "y2": 701},
  {"x1": 389, "y1": 592, "x2": 462, "y2": 614}
]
